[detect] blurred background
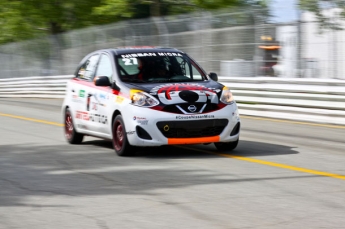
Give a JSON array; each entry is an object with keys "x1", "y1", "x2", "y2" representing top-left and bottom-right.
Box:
[{"x1": 0, "y1": 0, "x2": 344, "y2": 79}]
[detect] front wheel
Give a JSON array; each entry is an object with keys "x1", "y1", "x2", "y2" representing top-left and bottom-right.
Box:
[
  {"x1": 214, "y1": 139, "x2": 239, "y2": 151},
  {"x1": 64, "y1": 108, "x2": 84, "y2": 144},
  {"x1": 112, "y1": 115, "x2": 135, "y2": 156}
]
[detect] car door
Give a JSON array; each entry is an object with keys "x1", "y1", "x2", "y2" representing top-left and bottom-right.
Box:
[
  {"x1": 72, "y1": 53, "x2": 100, "y2": 133},
  {"x1": 88, "y1": 53, "x2": 115, "y2": 135}
]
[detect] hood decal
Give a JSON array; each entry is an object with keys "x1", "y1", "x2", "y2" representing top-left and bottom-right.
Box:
[{"x1": 149, "y1": 83, "x2": 221, "y2": 105}]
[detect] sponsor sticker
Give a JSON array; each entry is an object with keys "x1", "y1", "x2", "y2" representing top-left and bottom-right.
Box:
[
  {"x1": 72, "y1": 91, "x2": 84, "y2": 103},
  {"x1": 91, "y1": 102, "x2": 98, "y2": 111},
  {"x1": 157, "y1": 52, "x2": 183, "y2": 57},
  {"x1": 176, "y1": 115, "x2": 215, "y2": 120},
  {"x1": 72, "y1": 98, "x2": 83, "y2": 104},
  {"x1": 90, "y1": 93, "x2": 106, "y2": 107},
  {"x1": 135, "y1": 116, "x2": 146, "y2": 120},
  {"x1": 137, "y1": 120, "x2": 148, "y2": 125},
  {"x1": 99, "y1": 93, "x2": 107, "y2": 100},
  {"x1": 133, "y1": 116, "x2": 148, "y2": 124},
  {"x1": 76, "y1": 111, "x2": 89, "y2": 120},
  {"x1": 75, "y1": 111, "x2": 108, "y2": 124},
  {"x1": 115, "y1": 96, "x2": 124, "y2": 104},
  {"x1": 89, "y1": 113, "x2": 108, "y2": 124},
  {"x1": 121, "y1": 53, "x2": 157, "y2": 58},
  {"x1": 120, "y1": 53, "x2": 182, "y2": 59},
  {"x1": 133, "y1": 116, "x2": 149, "y2": 125},
  {"x1": 79, "y1": 90, "x2": 85, "y2": 98}
]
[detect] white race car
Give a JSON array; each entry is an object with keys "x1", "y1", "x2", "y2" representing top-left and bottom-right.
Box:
[{"x1": 62, "y1": 47, "x2": 240, "y2": 156}]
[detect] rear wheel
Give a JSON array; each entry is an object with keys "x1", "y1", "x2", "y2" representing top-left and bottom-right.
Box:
[
  {"x1": 64, "y1": 108, "x2": 84, "y2": 144},
  {"x1": 112, "y1": 115, "x2": 135, "y2": 156},
  {"x1": 214, "y1": 139, "x2": 239, "y2": 151}
]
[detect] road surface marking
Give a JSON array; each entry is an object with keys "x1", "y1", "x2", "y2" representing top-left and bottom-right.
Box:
[
  {"x1": 0, "y1": 113, "x2": 63, "y2": 127},
  {"x1": 2, "y1": 112, "x2": 345, "y2": 180},
  {"x1": 178, "y1": 146, "x2": 345, "y2": 180}
]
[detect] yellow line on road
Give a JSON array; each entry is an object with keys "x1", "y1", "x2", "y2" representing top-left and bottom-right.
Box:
[
  {"x1": 241, "y1": 115, "x2": 345, "y2": 129},
  {"x1": 2, "y1": 111, "x2": 345, "y2": 180},
  {"x1": 0, "y1": 112, "x2": 64, "y2": 127},
  {"x1": 179, "y1": 146, "x2": 345, "y2": 180}
]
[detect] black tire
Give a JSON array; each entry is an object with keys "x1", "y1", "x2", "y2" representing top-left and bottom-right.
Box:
[
  {"x1": 64, "y1": 108, "x2": 84, "y2": 144},
  {"x1": 214, "y1": 139, "x2": 239, "y2": 151},
  {"x1": 112, "y1": 115, "x2": 135, "y2": 156}
]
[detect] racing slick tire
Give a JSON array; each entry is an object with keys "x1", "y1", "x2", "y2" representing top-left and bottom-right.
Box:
[
  {"x1": 64, "y1": 108, "x2": 84, "y2": 144},
  {"x1": 112, "y1": 115, "x2": 135, "y2": 156},
  {"x1": 214, "y1": 139, "x2": 239, "y2": 151}
]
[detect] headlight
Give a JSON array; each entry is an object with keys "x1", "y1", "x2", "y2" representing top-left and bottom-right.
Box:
[
  {"x1": 220, "y1": 87, "x2": 234, "y2": 104},
  {"x1": 130, "y1": 90, "x2": 159, "y2": 107}
]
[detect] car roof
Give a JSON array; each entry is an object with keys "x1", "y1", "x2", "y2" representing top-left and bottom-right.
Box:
[{"x1": 105, "y1": 46, "x2": 184, "y2": 55}]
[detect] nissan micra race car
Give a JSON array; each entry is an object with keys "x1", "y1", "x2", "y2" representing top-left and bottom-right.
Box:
[{"x1": 62, "y1": 47, "x2": 240, "y2": 156}]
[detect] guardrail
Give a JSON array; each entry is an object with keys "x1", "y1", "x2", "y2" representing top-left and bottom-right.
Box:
[
  {"x1": 1, "y1": 75, "x2": 344, "y2": 125},
  {"x1": 0, "y1": 75, "x2": 73, "y2": 98}
]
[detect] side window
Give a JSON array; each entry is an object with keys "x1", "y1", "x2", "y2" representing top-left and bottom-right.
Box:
[
  {"x1": 95, "y1": 54, "x2": 113, "y2": 81},
  {"x1": 176, "y1": 57, "x2": 202, "y2": 80},
  {"x1": 190, "y1": 64, "x2": 203, "y2": 80},
  {"x1": 77, "y1": 54, "x2": 99, "y2": 80}
]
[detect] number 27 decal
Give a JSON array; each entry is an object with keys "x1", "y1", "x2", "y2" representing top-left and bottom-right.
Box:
[{"x1": 122, "y1": 58, "x2": 138, "y2": 65}]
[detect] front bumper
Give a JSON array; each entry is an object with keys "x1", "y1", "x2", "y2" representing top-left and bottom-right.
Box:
[{"x1": 122, "y1": 103, "x2": 240, "y2": 147}]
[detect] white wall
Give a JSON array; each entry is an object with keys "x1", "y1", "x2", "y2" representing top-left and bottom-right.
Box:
[
  {"x1": 302, "y1": 9, "x2": 345, "y2": 79},
  {"x1": 276, "y1": 25, "x2": 298, "y2": 78},
  {"x1": 274, "y1": 9, "x2": 345, "y2": 79}
]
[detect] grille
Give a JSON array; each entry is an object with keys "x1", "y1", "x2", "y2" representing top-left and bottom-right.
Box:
[
  {"x1": 162, "y1": 103, "x2": 220, "y2": 114},
  {"x1": 156, "y1": 119, "x2": 228, "y2": 138}
]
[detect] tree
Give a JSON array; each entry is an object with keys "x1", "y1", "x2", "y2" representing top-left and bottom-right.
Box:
[
  {"x1": 0, "y1": 0, "x2": 103, "y2": 44},
  {"x1": 92, "y1": 0, "x2": 270, "y2": 21},
  {"x1": 0, "y1": 1, "x2": 39, "y2": 43},
  {"x1": 0, "y1": 0, "x2": 267, "y2": 44},
  {"x1": 93, "y1": 0, "x2": 247, "y2": 18}
]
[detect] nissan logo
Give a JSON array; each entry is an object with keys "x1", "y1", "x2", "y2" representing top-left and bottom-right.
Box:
[{"x1": 188, "y1": 105, "x2": 197, "y2": 112}]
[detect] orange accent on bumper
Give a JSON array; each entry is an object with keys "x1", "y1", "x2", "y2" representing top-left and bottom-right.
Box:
[{"x1": 168, "y1": 136, "x2": 220, "y2": 145}]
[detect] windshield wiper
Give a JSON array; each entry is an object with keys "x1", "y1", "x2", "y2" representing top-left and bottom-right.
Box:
[
  {"x1": 169, "y1": 79, "x2": 197, "y2": 82},
  {"x1": 146, "y1": 78, "x2": 172, "y2": 82},
  {"x1": 123, "y1": 78, "x2": 146, "y2": 83}
]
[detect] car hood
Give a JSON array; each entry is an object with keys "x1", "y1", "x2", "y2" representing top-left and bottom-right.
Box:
[{"x1": 123, "y1": 80, "x2": 225, "y2": 107}]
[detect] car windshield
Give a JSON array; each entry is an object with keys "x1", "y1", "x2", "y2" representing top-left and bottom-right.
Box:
[{"x1": 116, "y1": 52, "x2": 206, "y2": 83}]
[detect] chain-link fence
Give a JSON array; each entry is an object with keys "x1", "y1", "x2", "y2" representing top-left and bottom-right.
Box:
[{"x1": 0, "y1": 8, "x2": 344, "y2": 79}]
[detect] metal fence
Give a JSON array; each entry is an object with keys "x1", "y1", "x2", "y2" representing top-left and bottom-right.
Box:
[{"x1": 0, "y1": 8, "x2": 344, "y2": 79}]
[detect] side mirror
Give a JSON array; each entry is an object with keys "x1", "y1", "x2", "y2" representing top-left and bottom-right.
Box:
[
  {"x1": 208, "y1": 72, "x2": 218, "y2": 81},
  {"x1": 94, "y1": 76, "x2": 111, "y2": 87},
  {"x1": 111, "y1": 81, "x2": 120, "y2": 91}
]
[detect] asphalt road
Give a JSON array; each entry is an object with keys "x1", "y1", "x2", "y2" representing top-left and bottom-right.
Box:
[{"x1": 0, "y1": 98, "x2": 345, "y2": 229}]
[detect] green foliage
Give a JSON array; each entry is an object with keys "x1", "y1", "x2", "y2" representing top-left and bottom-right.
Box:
[
  {"x1": 0, "y1": 1, "x2": 41, "y2": 43},
  {"x1": 0, "y1": 0, "x2": 269, "y2": 45},
  {"x1": 92, "y1": 0, "x2": 151, "y2": 19},
  {"x1": 192, "y1": 0, "x2": 243, "y2": 9},
  {"x1": 92, "y1": 0, "x2": 133, "y2": 19},
  {"x1": 0, "y1": 0, "x2": 103, "y2": 44}
]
